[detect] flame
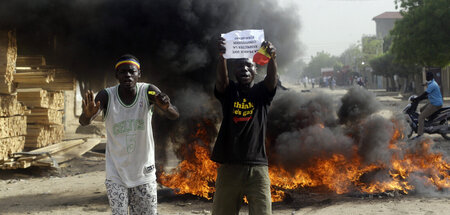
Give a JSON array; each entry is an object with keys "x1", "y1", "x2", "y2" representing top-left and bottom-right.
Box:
[
  {"x1": 389, "y1": 119, "x2": 404, "y2": 149},
  {"x1": 159, "y1": 119, "x2": 449, "y2": 202},
  {"x1": 159, "y1": 122, "x2": 218, "y2": 200},
  {"x1": 390, "y1": 141, "x2": 450, "y2": 190}
]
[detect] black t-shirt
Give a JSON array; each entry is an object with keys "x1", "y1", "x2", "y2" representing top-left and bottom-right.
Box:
[{"x1": 211, "y1": 80, "x2": 276, "y2": 165}]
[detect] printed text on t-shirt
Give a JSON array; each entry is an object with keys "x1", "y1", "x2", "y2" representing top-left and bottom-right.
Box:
[{"x1": 233, "y1": 98, "x2": 254, "y2": 123}]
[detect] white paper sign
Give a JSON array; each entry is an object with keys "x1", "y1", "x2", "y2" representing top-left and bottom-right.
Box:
[{"x1": 221, "y1": 29, "x2": 265, "y2": 59}]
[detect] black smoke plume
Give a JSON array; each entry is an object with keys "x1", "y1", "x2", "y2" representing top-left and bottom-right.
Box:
[
  {"x1": 273, "y1": 125, "x2": 354, "y2": 171},
  {"x1": 267, "y1": 88, "x2": 388, "y2": 168},
  {"x1": 267, "y1": 91, "x2": 338, "y2": 137},
  {"x1": 0, "y1": 0, "x2": 302, "y2": 168},
  {"x1": 338, "y1": 87, "x2": 381, "y2": 124},
  {"x1": 0, "y1": 0, "x2": 302, "y2": 88},
  {"x1": 267, "y1": 89, "x2": 383, "y2": 166},
  {"x1": 355, "y1": 116, "x2": 394, "y2": 164},
  {"x1": 267, "y1": 90, "x2": 350, "y2": 169},
  {"x1": 267, "y1": 88, "x2": 448, "y2": 194}
]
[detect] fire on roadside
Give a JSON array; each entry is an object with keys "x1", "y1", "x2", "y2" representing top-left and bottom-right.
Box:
[
  {"x1": 159, "y1": 119, "x2": 449, "y2": 202},
  {"x1": 159, "y1": 121, "x2": 218, "y2": 200}
]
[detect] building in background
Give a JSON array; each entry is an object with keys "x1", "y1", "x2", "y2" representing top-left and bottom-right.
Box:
[
  {"x1": 372, "y1": 12, "x2": 403, "y2": 39},
  {"x1": 371, "y1": 12, "x2": 403, "y2": 90},
  {"x1": 373, "y1": 11, "x2": 449, "y2": 96}
]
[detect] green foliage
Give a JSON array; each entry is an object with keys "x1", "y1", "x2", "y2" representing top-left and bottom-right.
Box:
[
  {"x1": 339, "y1": 44, "x2": 363, "y2": 66},
  {"x1": 370, "y1": 52, "x2": 421, "y2": 77},
  {"x1": 391, "y1": 0, "x2": 450, "y2": 67},
  {"x1": 395, "y1": 0, "x2": 425, "y2": 11},
  {"x1": 382, "y1": 35, "x2": 393, "y2": 53},
  {"x1": 362, "y1": 36, "x2": 383, "y2": 61},
  {"x1": 304, "y1": 51, "x2": 340, "y2": 78}
]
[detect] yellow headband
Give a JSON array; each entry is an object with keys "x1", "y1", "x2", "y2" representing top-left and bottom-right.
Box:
[{"x1": 115, "y1": 60, "x2": 140, "y2": 70}]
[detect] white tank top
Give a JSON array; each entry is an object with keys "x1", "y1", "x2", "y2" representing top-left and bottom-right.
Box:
[{"x1": 104, "y1": 82, "x2": 155, "y2": 187}]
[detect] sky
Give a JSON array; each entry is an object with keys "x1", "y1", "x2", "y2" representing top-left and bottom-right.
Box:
[{"x1": 277, "y1": 0, "x2": 399, "y2": 62}]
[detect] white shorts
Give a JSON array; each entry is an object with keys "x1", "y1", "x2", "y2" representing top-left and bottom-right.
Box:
[{"x1": 105, "y1": 179, "x2": 157, "y2": 215}]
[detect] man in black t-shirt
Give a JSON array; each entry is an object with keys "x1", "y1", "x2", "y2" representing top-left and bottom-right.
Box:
[{"x1": 211, "y1": 37, "x2": 277, "y2": 215}]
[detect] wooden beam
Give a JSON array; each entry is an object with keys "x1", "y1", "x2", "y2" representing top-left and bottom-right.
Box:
[
  {"x1": 0, "y1": 136, "x2": 25, "y2": 161},
  {"x1": 25, "y1": 124, "x2": 64, "y2": 148},
  {"x1": 0, "y1": 94, "x2": 27, "y2": 117},
  {"x1": 26, "y1": 138, "x2": 85, "y2": 154},
  {"x1": 26, "y1": 109, "x2": 63, "y2": 125},
  {"x1": 34, "y1": 138, "x2": 101, "y2": 167},
  {"x1": 0, "y1": 30, "x2": 17, "y2": 94},
  {"x1": 16, "y1": 55, "x2": 46, "y2": 68},
  {"x1": 0, "y1": 116, "x2": 27, "y2": 138}
]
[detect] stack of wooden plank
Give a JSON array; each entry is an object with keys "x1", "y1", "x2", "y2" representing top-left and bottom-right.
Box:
[
  {"x1": 0, "y1": 116, "x2": 27, "y2": 138},
  {"x1": 14, "y1": 69, "x2": 55, "y2": 85},
  {"x1": 17, "y1": 88, "x2": 49, "y2": 108},
  {"x1": 15, "y1": 55, "x2": 76, "y2": 91},
  {"x1": 0, "y1": 35, "x2": 80, "y2": 168},
  {"x1": 16, "y1": 89, "x2": 65, "y2": 110},
  {"x1": 0, "y1": 95, "x2": 27, "y2": 161},
  {"x1": 0, "y1": 137, "x2": 26, "y2": 162},
  {"x1": 14, "y1": 55, "x2": 68, "y2": 149},
  {"x1": 44, "y1": 68, "x2": 76, "y2": 91},
  {"x1": 0, "y1": 30, "x2": 17, "y2": 95},
  {"x1": 17, "y1": 88, "x2": 65, "y2": 149},
  {"x1": 16, "y1": 67, "x2": 75, "y2": 91},
  {"x1": 48, "y1": 91, "x2": 64, "y2": 110},
  {"x1": 0, "y1": 94, "x2": 27, "y2": 116},
  {"x1": 0, "y1": 30, "x2": 27, "y2": 162},
  {"x1": 16, "y1": 55, "x2": 46, "y2": 69},
  {"x1": 27, "y1": 108, "x2": 63, "y2": 124},
  {"x1": 25, "y1": 124, "x2": 64, "y2": 148}
]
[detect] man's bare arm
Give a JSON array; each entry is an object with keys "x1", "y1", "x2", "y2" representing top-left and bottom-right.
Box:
[
  {"x1": 263, "y1": 41, "x2": 278, "y2": 91},
  {"x1": 147, "y1": 85, "x2": 179, "y2": 120},
  {"x1": 215, "y1": 37, "x2": 229, "y2": 93}
]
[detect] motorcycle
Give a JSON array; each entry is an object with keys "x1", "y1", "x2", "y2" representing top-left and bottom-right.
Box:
[{"x1": 402, "y1": 95, "x2": 450, "y2": 140}]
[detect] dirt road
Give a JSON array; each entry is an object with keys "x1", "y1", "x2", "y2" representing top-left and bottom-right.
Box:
[
  {"x1": 1, "y1": 168, "x2": 449, "y2": 215},
  {"x1": 0, "y1": 86, "x2": 449, "y2": 215}
]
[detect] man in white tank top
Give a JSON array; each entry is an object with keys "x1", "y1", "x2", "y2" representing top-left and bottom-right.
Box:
[{"x1": 79, "y1": 54, "x2": 179, "y2": 215}]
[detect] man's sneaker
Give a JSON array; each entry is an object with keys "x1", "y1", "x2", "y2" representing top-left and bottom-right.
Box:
[{"x1": 410, "y1": 135, "x2": 422, "y2": 140}]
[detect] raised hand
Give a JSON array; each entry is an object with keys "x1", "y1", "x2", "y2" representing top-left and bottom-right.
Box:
[
  {"x1": 82, "y1": 90, "x2": 100, "y2": 119},
  {"x1": 155, "y1": 92, "x2": 170, "y2": 110},
  {"x1": 262, "y1": 41, "x2": 276, "y2": 59},
  {"x1": 262, "y1": 41, "x2": 278, "y2": 91},
  {"x1": 218, "y1": 37, "x2": 226, "y2": 56}
]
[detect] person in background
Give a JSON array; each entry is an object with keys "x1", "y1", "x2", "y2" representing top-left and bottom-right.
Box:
[{"x1": 411, "y1": 71, "x2": 443, "y2": 139}]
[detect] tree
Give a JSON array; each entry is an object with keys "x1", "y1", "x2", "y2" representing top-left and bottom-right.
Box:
[
  {"x1": 391, "y1": 0, "x2": 450, "y2": 67},
  {"x1": 304, "y1": 51, "x2": 340, "y2": 78},
  {"x1": 339, "y1": 44, "x2": 363, "y2": 67},
  {"x1": 382, "y1": 35, "x2": 393, "y2": 53},
  {"x1": 370, "y1": 53, "x2": 420, "y2": 77},
  {"x1": 361, "y1": 36, "x2": 383, "y2": 62},
  {"x1": 370, "y1": 52, "x2": 421, "y2": 91}
]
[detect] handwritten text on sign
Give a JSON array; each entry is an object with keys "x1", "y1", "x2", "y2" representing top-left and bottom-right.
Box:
[{"x1": 221, "y1": 29, "x2": 265, "y2": 59}]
